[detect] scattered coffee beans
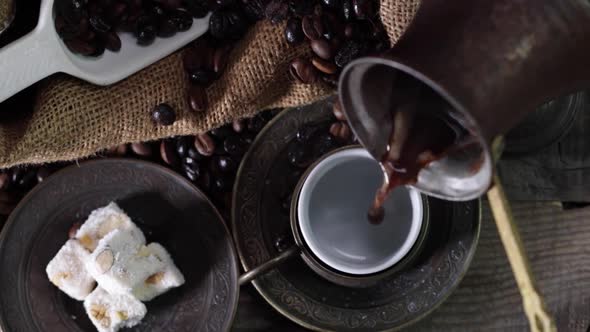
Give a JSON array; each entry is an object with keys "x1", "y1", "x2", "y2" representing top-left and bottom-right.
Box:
[
  {"x1": 152, "y1": 103, "x2": 177, "y2": 126},
  {"x1": 0, "y1": 110, "x2": 277, "y2": 220}
]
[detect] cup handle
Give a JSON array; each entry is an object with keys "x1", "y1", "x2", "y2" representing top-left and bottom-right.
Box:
[{"x1": 238, "y1": 246, "x2": 299, "y2": 286}]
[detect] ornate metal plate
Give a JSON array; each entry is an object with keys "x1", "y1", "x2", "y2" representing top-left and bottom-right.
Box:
[
  {"x1": 232, "y1": 98, "x2": 482, "y2": 332},
  {"x1": 504, "y1": 92, "x2": 584, "y2": 156},
  {"x1": 0, "y1": 159, "x2": 239, "y2": 332}
]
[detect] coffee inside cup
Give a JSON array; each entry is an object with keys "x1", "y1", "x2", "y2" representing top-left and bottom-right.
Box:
[{"x1": 297, "y1": 148, "x2": 423, "y2": 275}]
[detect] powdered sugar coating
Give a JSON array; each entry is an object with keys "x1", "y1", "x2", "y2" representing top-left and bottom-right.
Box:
[
  {"x1": 86, "y1": 229, "x2": 164, "y2": 295},
  {"x1": 132, "y1": 243, "x2": 185, "y2": 301},
  {"x1": 46, "y1": 239, "x2": 96, "y2": 301},
  {"x1": 84, "y1": 287, "x2": 147, "y2": 332},
  {"x1": 75, "y1": 202, "x2": 145, "y2": 252}
]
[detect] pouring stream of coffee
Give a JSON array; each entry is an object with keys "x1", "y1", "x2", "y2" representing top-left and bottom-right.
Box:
[{"x1": 367, "y1": 80, "x2": 477, "y2": 224}]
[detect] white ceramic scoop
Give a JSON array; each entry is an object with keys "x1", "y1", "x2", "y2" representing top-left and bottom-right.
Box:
[{"x1": 0, "y1": 0, "x2": 210, "y2": 103}]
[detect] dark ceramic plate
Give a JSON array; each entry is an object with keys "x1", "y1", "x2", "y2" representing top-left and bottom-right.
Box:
[
  {"x1": 232, "y1": 98, "x2": 482, "y2": 332},
  {"x1": 504, "y1": 91, "x2": 584, "y2": 156},
  {"x1": 0, "y1": 159, "x2": 239, "y2": 332}
]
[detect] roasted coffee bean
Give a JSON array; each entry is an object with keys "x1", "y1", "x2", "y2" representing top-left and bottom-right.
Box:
[
  {"x1": 90, "y1": 40, "x2": 106, "y2": 56},
  {"x1": 210, "y1": 124, "x2": 233, "y2": 139},
  {"x1": 152, "y1": 103, "x2": 177, "y2": 126},
  {"x1": 103, "y1": 31, "x2": 121, "y2": 51},
  {"x1": 187, "y1": 146, "x2": 203, "y2": 160},
  {"x1": 289, "y1": 0, "x2": 314, "y2": 17},
  {"x1": 182, "y1": 162, "x2": 201, "y2": 182},
  {"x1": 170, "y1": 9, "x2": 193, "y2": 31},
  {"x1": 89, "y1": 14, "x2": 112, "y2": 33},
  {"x1": 183, "y1": 42, "x2": 211, "y2": 71},
  {"x1": 210, "y1": 9, "x2": 248, "y2": 40},
  {"x1": 310, "y1": 39, "x2": 334, "y2": 60},
  {"x1": 329, "y1": 121, "x2": 352, "y2": 141},
  {"x1": 321, "y1": 0, "x2": 341, "y2": 9},
  {"x1": 342, "y1": 0, "x2": 353, "y2": 21},
  {"x1": 189, "y1": 68, "x2": 215, "y2": 85},
  {"x1": 285, "y1": 18, "x2": 304, "y2": 45},
  {"x1": 68, "y1": 222, "x2": 82, "y2": 239},
  {"x1": 289, "y1": 57, "x2": 319, "y2": 84},
  {"x1": 352, "y1": 0, "x2": 375, "y2": 19},
  {"x1": 56, "y1": 16, "x2": 83, "y2": 40},
  {"x1": 80, "y1": 29, "x2": 96, "y2": 42},
  {"x1": 332, "y1": 100, "x2": 346, "y2": 121},
  {"x1": 65, "y1": 39, "x2": 96, "y2": 56},
  {"x1": 58, "y1": 0, "x2": 87, "y2": 25},
  {"x1": 195, "y1": 133, "x2": 216, "y2": 156},
  {"x1": 212, "y1": 45, "x2": 231, "y2": 74},
  {"x1": 265, "y1": 0, "x2": 289, "y2": 24},
  {"x1": 18, "y1": 170, "x2": 38, "y2": 190},
  {"x1": 184, "y1": 0, "x2": 209, "y2": 18},
  {"x1": 232, "y1": 119, "x2": 245, "y2": 133},
  {"x1": 157, "y1": 18, "x2": 177, "y2": 37},
  {"x1": 343, "y1": 21, "x2": 369, "y2": 40},
  {"x1": 188, "y1": 85, "x2": 208, "y2": 112},
  {"x1": 0, "y1": 173, "x2": 8, "y2": 190},
  {"x1": 335, "y1": 40, "x2": 365, "y2": 67},
  {"x1": 107, "y1": 144, "x2": 128, "y2": 156},
  {"x1": 287, "y1": 142, "x2": 313, "y2": 168},
  {"x1": 135, "y1": 16, "x2": 157, "y2": 45},
  {"x1": 10, "y1": 168, "x2": 24, "y2": 185},
  {"x1": 160, "y1": 140, "x2": 180, "y2": 166},
  {"x1": 183, "y1": 156, "x2": 199, "y2": 168},
  {"x1": 311, "y1": 56, "x2": 337, "y2": 74},
  {"x1": 176, "y1": 136, "x2": 192, "y2": 158},
  {"x1": 301, "y1": 15, "x2": 320, "y2": 40},
  {"x1": 109, "y1": 2, "x2": 127, "y2": 19},
  {"x1": 223, "y1": 135, "x2": 248, "y2": 156},
  {"x1": 212, "y1": 155, "x2": 237, "y2": 173},
  {"x1": 131, "y1": 142, "x2": 154, "y2": 157}
]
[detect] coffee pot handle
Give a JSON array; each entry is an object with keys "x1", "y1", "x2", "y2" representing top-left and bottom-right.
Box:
[{"x1": 238, "y1": 246, "x2": 299, "y2": 286}]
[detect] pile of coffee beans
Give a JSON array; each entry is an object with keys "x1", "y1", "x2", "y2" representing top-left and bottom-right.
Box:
[
  {"x1": 284, "y1": 0, "x2": 388, "y2": 86},
  {"x1": 54, "y1": 0, "x2": 202, "y2": 56},
  {"x1": 181, "y1": 0, "x2": 388, "y2": 112},
  {"x1": 0, "y1": 104, "x2": 354, "y2": 228},
  {"x1": 0, "y1": 109, "x2": 277, "y2": 223},
  {"x1": 55, "y1": 0, "x2": 386, "y2": 116}
]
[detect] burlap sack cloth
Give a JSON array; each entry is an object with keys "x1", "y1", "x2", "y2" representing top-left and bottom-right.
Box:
[{"x1": 0, "y1": 0, "x2": 419, "y2": 168}]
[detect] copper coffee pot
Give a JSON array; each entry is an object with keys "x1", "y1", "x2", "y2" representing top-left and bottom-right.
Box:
[
  {"x1": 339, "y1": 0, "x2": 590, "y2": 201},
  {"x1": 338, "y1": 0, "x2": 590, "y2": 331}
]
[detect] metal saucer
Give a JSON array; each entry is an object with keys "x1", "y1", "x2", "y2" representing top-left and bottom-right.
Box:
[{"x1": 232, "y1": 98, "x2": 482, "y2": 332}]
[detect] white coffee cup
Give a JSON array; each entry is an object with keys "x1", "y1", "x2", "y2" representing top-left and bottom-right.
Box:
[
  {"x1": 239, "y1": 146, "x2": 430, "y2": 288},
  {"x1": 296, "y1": 147, "x2": 425, "y2": 275}
]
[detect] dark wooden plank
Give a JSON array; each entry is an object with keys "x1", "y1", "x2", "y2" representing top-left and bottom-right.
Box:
[{"x1": 410, "y1": 201, "x2": 590, "y2": 332}]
